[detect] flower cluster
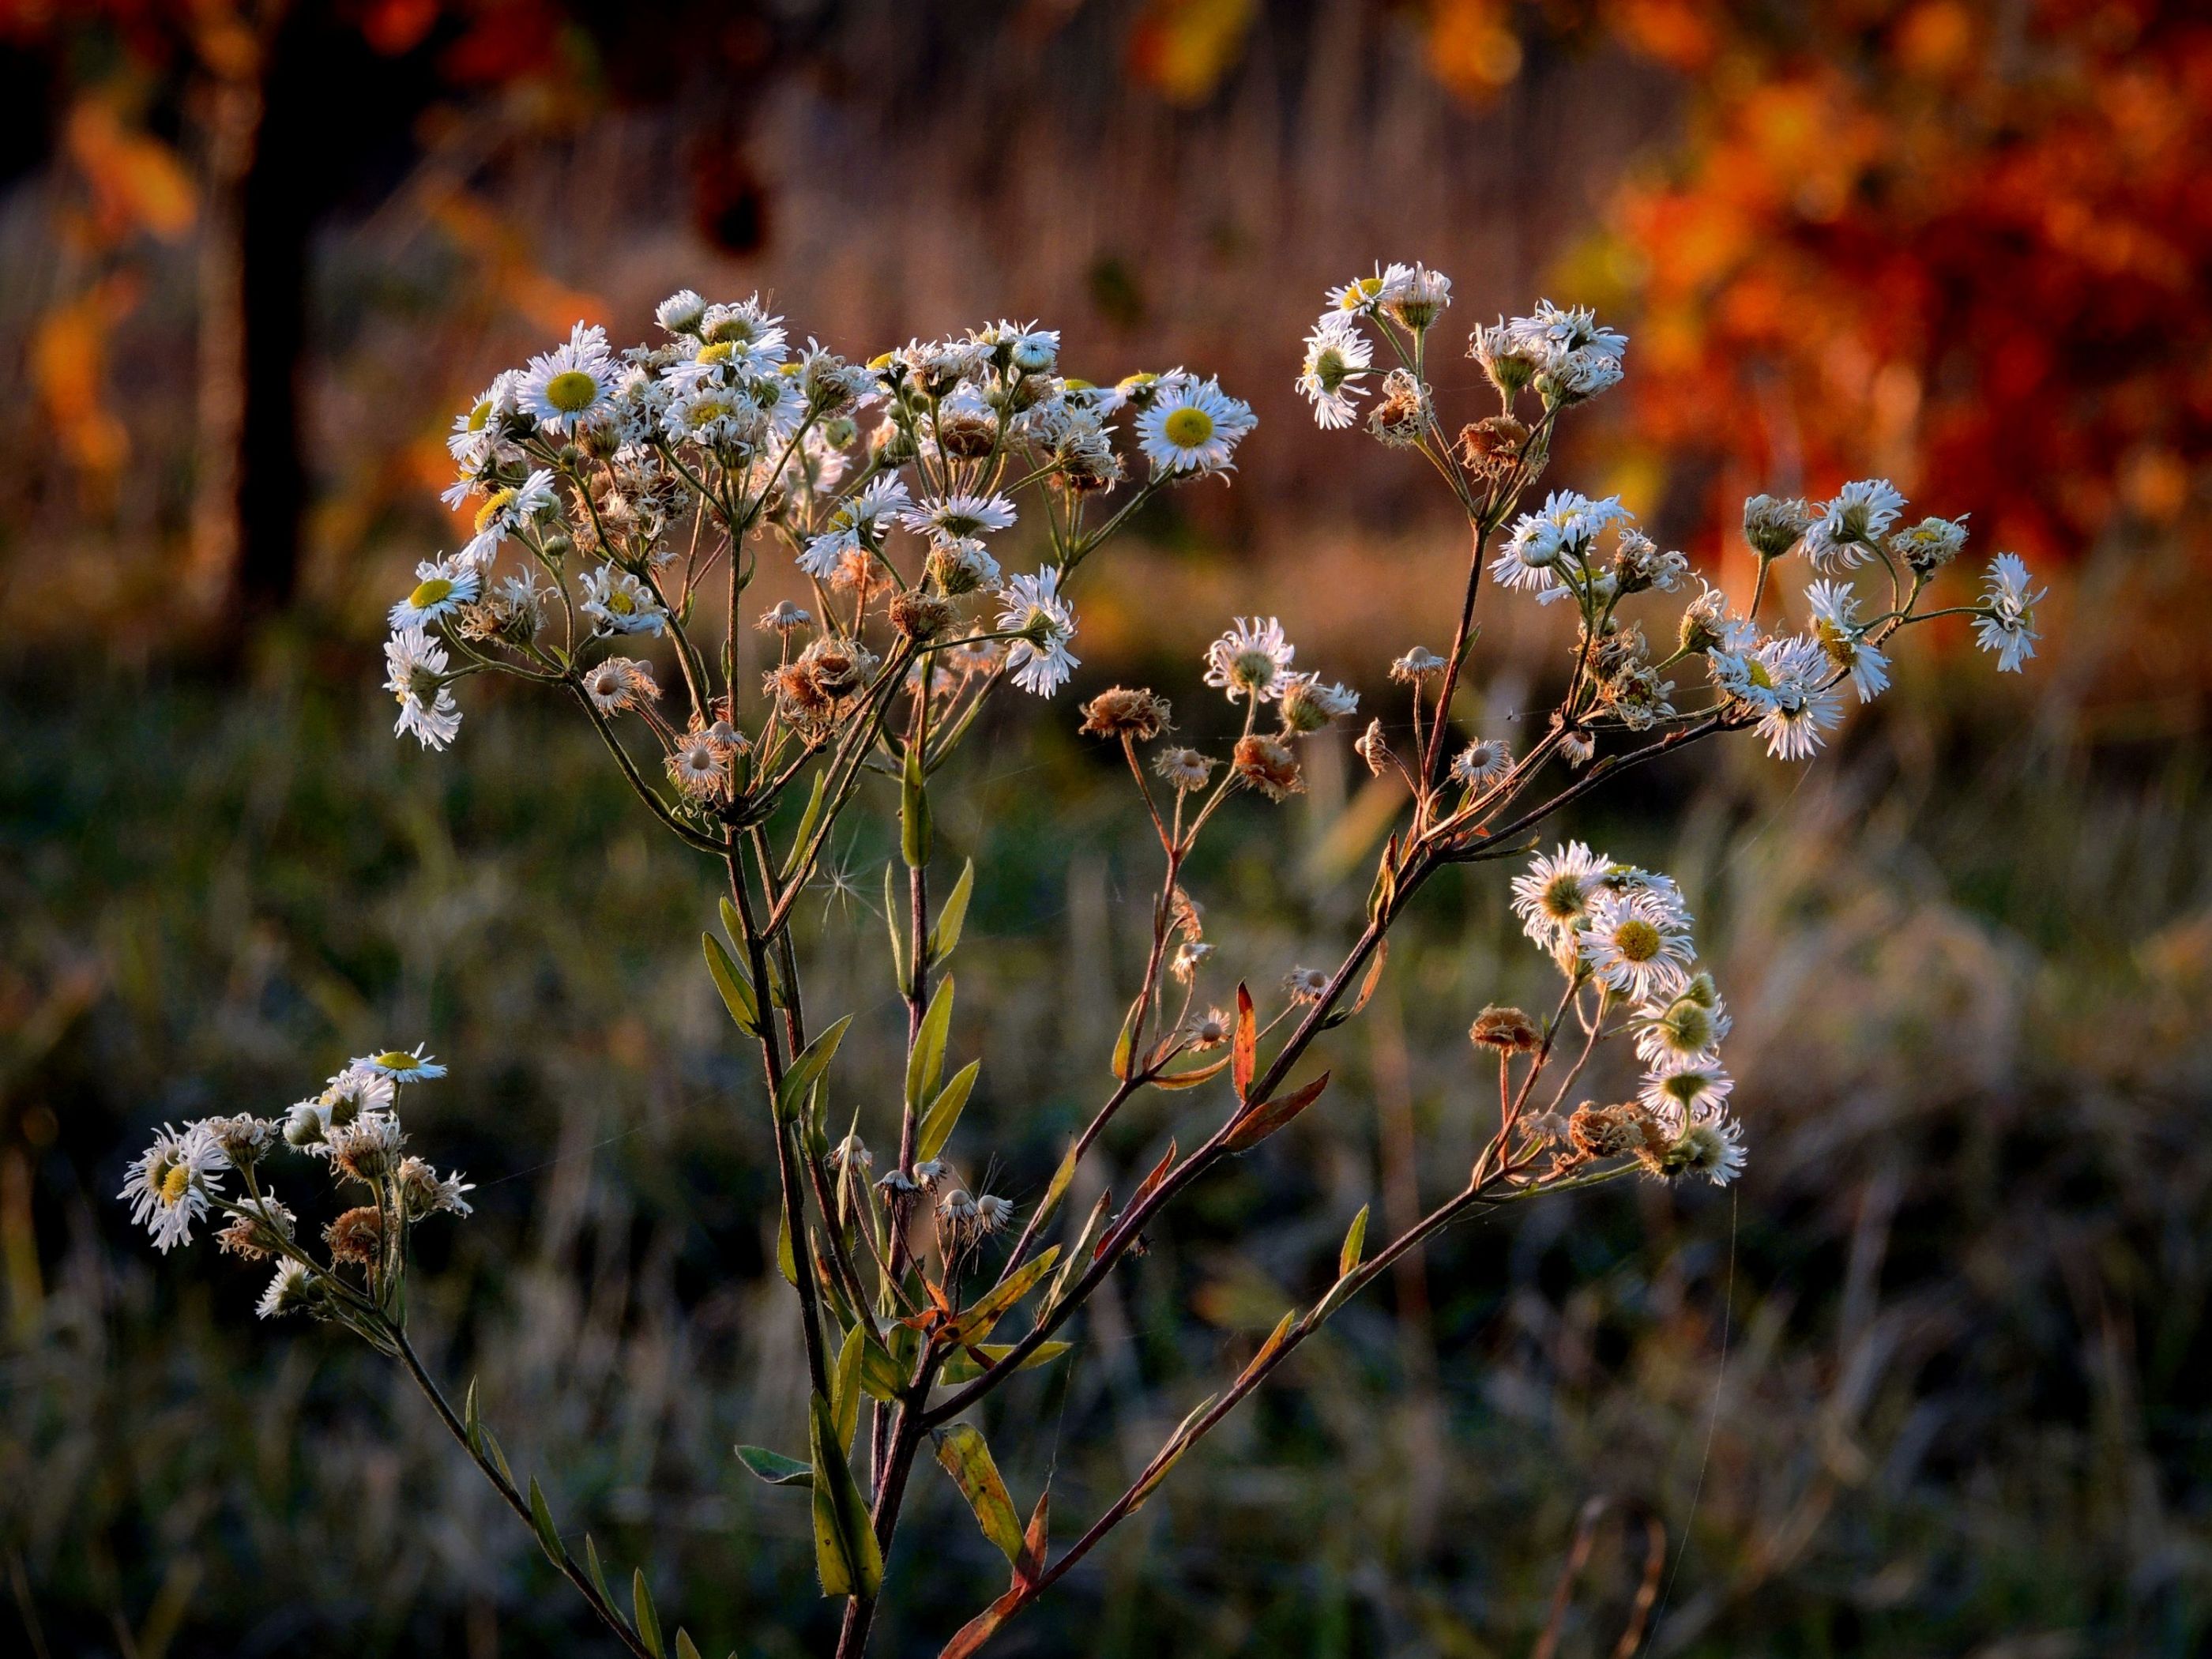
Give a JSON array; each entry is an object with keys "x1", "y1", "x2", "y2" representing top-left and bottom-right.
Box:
[
  {"x1": 119, "y1": 1048, "x2": 471, "y2": 1325},
  {"x1": 1506, "y1": 842, "x2": 1744, "y2": 1185}
]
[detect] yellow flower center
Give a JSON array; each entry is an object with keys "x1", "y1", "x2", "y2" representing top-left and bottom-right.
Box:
[
  {"x1": 608, "y1": 586, "x2": 635, "y2": 614},
  {"x1": 473, "y1": 489, "x2": 516, "y2": 535},
  {"x1": 1615, "y1": 918, "x2": 1661, "y2": 963},
  {"x1": 408, "y1": 577, "x2": 454, "y2": 610},
  {"x1": 544, "y1": 369, "x2": 600, "y2": 413},
  {"x1": 698, "y1": 341, "x2": 736, "y2": 365},
  {"x1": 160, "y1": 1162, "x2": 191, "y2": 1205},
  {"x1": 372, "y1": 1050, "x2": 416, "y2": 1070},
  {"x1": 1746, "y1": 659, "x2": 1774, "y2": 690},
  {"x1": 467, "y1": 398, "x2": 493, "y2": 432},
  {"x1": 1162, "y1": 407, "x2": 1214, "y2": 448}
]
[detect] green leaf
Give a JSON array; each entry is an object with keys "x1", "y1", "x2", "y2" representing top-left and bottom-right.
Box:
[
  {"x1": 480, "y1": 1425, "x2": 514, "y2": 1488},
  {"x1": 776, "y1": 1208, "x2": 797, "y2": 1287},
  {"x1": 776, "y1": 1014, "x2": 855, "y2": 1124},
  {"x1": 931, "y1": 1424, "x2": 1025, "y2": 1563},
  {"x1": 808, "y1": 1393, "x2": 885, "y2": 1598},
  {"x1": 856, "y1": 1326, "x2": 907, "y2": 1401},
  {"x1": 1337, "y1": 1204, "x2": 1369, "y2": 1278},
  {"x1": 927, "y1": 857, "x2": 975, "y2": 966},
  {"x1": 718, "y1": 895, "x2": 743, "y2": 947},
  {"x1": 675, "y1": 1632, "x2": 702, "y2": 1659},
  {"x1": 901, "y1": 741, "x2": 931, "y2": 867},
  {"x1": 935, "y1": 1341, "x2": 1074, "y2": 1383},
  {"x1": 702, "y1": 932, "x2": 761, "y2": 1036},
  {"x1": 833, "y1": 1323, "x2": 867, "y2": 1454},
  {"x1": 1031, "y1": 1141, "x2": 1082, "y2": 1240},
  {"x1": 1127, "y1": 1394, "x2": 1217, "y2": 1514},
  {"x1": 528, "y1": 1477, "x2": 563, "y2": 1563},
  {"x1": 463, "y1": 1377, "x2": 482, "y2": 1451},
  {"x1": 584, "y1": 1535, "x2": 616, "y2": 1612},
  {"x1": 1109, "y1": 993, "x2": 1141, "y2": 1082},
  {"x1": 735, "y1": 1445, "x2": 813, "y2": 1488},
  {"x1": 633, "y1": 1569, "x2": 664, "y2": 1658},
  {"x1": 955, "y1": 1247, "x2": 1059, "y2": 1343},
  {"x1": 1224, "y1": 1070, "x2": 1332, "y2": 1153},
  {"x1": 882, "y1": 860, "x2": 905, "y2": 991},
  {"x1": 904, "y1": 976, "x2": 955, "y2": 1113},
  {"x1": 1047, "y1": 1191, "x2": 1113, "y2": 1314},
  {"x1": 916, "y1": 1059, "x2": 981, "y2": 1163},
  {"x1": 780, "y1": 771, "x2": 829, "y2": 880}
]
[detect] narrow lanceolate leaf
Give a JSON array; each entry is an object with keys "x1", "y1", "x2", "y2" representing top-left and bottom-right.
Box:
[
  {"x1": 1015, "y1": 1489, "x2": 1051, "y2": 1589},
  {"x1": 807, "y1": 1392, "x2": 885, "y2": 1598},
  {"x1": 939, "y1": 1588, "x2": 1027, "y2": 1659},
  {"x1": 781, "y1": 771, "x2": 829, "y2": 880},
  {"x1": 776, "y1": 1208, "x2": 797, "y2": 1287},
  {"x1": 584, "y1": 1534, "x2": 617, "y2": 1613},
  {"x1": 1130, "y1": 1139, "x2": 1177, "y2": 1213},
  {"x1": 883, "y1": 860, "x2": 905, "y2": 990},
  {"x1": 735, "y1": 1444, "x2": 813, "y2": 1487},
  {"x1": 1234, "y1": 1310, "x2": 1299, "y2": 1389},
  {"x1": 1232, "y1": 981, "x2": 1257, "y2": 1103},
  {"x1": 718, "y1": 895, "x2": 743, "y2": 949},
  {"x1": 956, "y1": 1247, "x2": 1061, "y2": 1343},
  {"x1": 901, "y1": 741, "x2": 932, "y2": 868},
  {"x1": 1151, "y1": 1054, "x2": 1232, "y2": 1090},
  {"x1": 1127, "y1": 1394, "x2": 1218, "y2": 1514},
  {"x1": 1337, "y1": 1204, "x2": 1370, "y2": 1279},
  {"x1": 675, "y1": 1631, "x2": 702, "y2": 1659},
  {"x1": 1051, "y1": 1190, "x2": 1113, "y2": 1308},
  {"x1": 905, "y1": 976, "x2": 956, "y2": 1112},
  {"x1": 931, "y1": 1424, "x2": 1025, "y2": 1563},
  {"x1": 927, "y1": 857, "x2": 976, "y2": 967},
  {"x1": 935, "y1": 1341, "x2": 1076, "y2": 1384},
  {"x1": 632, "y1": 1568, "x2": 664, "y2": 1658},
  {"x1": 1032, "y1": 1140, "x2": 1082, "y2": 1239},
  {"x1": 1224, "y1": 1070, "x2": 1332, "y2": 1153},
  {"x1": 775, "y1": 1014, "x2": 855, "y2": 1123},
  {"x1": 480, "y1": 1425, "x2": 514, "y2": 1488},
  {"x1": 916, "y1": 1059, "x2": 981, "y2": 1162},
  {"x1": 463, "y1": 1377, "x2": 482, "y2": 1451},
  {"x1": 1110, "y1": 993, "x2": 1142, "y2": 1082},
  {"x1": 702, "y1": 932, "x2": 761, "y2": 1036},
  {"x1": 1325, "y1": 939, "x2": 1390, "y2": 1030},
  {"x1": 528, "y1": 1477, "x2": 563, "y2": 1563},
  {"x1": 832, "y1": 1323, "x2": 867, "y2": 1454}
]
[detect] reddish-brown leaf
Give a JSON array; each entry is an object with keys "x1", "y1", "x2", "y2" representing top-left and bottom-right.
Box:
[
  {"x1": 1232, "y1": 982, "x2": 1256, "y2": 1103},
  {"x1": 1224, "y1": 1070, "x2": 1332, "y2": 1153},
  {"x1": 1130, "y1": 1139, "x2": 1176, "y2": 1213}
]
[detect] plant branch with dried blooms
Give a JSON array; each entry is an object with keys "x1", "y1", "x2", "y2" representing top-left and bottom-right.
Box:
[{"x1": 122, "y1": 268, "x2": 2045, "y2": 1657}]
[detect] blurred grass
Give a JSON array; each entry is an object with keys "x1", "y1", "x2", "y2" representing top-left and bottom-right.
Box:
[{"x1": 4, "y1": 588, "x2": 2211, "y2": 1657}]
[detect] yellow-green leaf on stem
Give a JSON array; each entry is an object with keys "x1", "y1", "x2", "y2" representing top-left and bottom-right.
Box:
[
  {"x1": 776, "y1": 1014, "x2": 855, "y2": 1124},
  {"x1": 832, "y1": 1323, "x2": 867, "y2": 1454},
  {"x1": 931, "y1": 1423, "x2": 1025, "y2": 1563},
  {"x1": 702, "y1": 932, "x2": 761, "y2": 1036},
  {"x1": 1337, "y1": 1204, "x2": 1369, "y2": 1278},
  {"x1": 905, "y1": 977, "x2": 955, "y2": 1112},
  {"x1": 916, "y1": 1059, "x2": 981, "y2": 1162},
  {"x1": 901, "y1": 742, "x2": 932, "y2": 868},
  {"x1": 632, "y1": 1568, "x2": 664, "y2": 1657},
  {"x1": 527, "y1": 1477, "x2": 562, "y2": 1564},
  {"x1": 927, "y1": 857, "x2": 976, "y2": 966},
  {"x1": 807, "y1": 1392, "x2": 884, "y2": 1598},
  {"x1": 954, "y1": 1247, "x2": 1060, "y2": 1344},
  {"x1": 735, "y1": 1444, "x2": 813, "y2": 1487}
]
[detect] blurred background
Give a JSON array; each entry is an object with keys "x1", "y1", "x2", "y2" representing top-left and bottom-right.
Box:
[{"x1": 3, "y1": 2, "x2": 2210, "y2": 1655}]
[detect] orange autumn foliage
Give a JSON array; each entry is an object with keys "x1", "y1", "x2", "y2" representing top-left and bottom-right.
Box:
[{"x1": 1591, "y1": 0, "x2": 2212, "y2": 562}]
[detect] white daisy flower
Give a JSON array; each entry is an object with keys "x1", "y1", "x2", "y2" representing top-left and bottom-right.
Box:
[
  {"x1": 580, "y1": 566, "x2": 668, "y2": 636},
  {"x1": 1136, "y1": 378, "x2": 1255, "y2": 476},
  {"x1": 1280, "y1": 673, "x2": 1359, "y2": 732},
  {"x1": 518, "y1": 322, "x2": 616, "y2": 435},
  {"x1": 387, "y1": 555, "x2": 480, "y2": 630},
  {"x1": 1326, "y1": 262, "x2": 1416, "y2": 315},
  {"x1": 1634, "y1": 990, "x2": 1732, "y2": 1067},
  {"x1": 1509, "y1": 841, "x2": 1612, "y2": 948},
  {"x1": 582, "y1": 656, "x2": 660, "y2": 714},
  {"x1": 1974, "y1": 553, "x2": 2045, "y2": 672},
  {"x1": 667, "y1": 734, "x2": 728, "y2": 799},
  {"x1": 698, "y1": 296, "x2": 788, "y2": 363},
  {"x1": 354, "y1": 1044, "x2": 447, "y2": 1083},
  {"x1": 1754, "y1": 635, "x2": 1845, "y2": 760},
  {"x1": 1579, "y1": 890, "x2": 1696, "y2": 1002},
  {"x1": 1450, "y1": 738, "x2": 1513, "y2": 787},
  {"x1": 903, "y1": 491, "x2": 1017, "y2": 544},
  {"x1": 119, "y1": 1122, "x2": 224, "y2": 1253},
  {"x1": 996, "y1": 568, "x2": 1080, "y2": 697},
  {"x1": 1202, "y1": 616, "x2": 1296, "y2": 702},
  {"x1": 258, "y1": 1258, "x2": 317, "y2": 1319},
  {"x1": 1492, "y1": 491, "x2": 1630, "y2": 595},
  {"x1": 1889, "y1": 513, "x2": 1970, "y2": 572},
  {"x1": 1673, "y1": 1109, "x2": 1747, "y2": 1185},
  {"x1": 655, "y1": 288, "x2": 709, "y2": 336},
  {"x1": 385, "y1": 627, "x2": 461, "y2": 750},
  {"x1": 1802, "y1": 479, "x2": 1905, "y2": 571},
  {"x1": 446, "y1": 371, "x2": 524, "y2": 471},
  {"x1": 1384, "y1": 264, "x2": 1454, "y2": 329},
  {"x1": 1805, "y1": 578, "x2": 1890, "y2": 702},
  {"x1": 1296, "y1": 314, "x2": 1374, "y2": 430},
  {"x1": 1638, "y1": 1055, "x2": 1735, "y2": 1128}
]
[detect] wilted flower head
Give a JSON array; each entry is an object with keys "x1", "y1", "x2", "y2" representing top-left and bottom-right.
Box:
[
  {"x1": 1282, "y1": 965, "x2": 1331, "y2": 1004},
  {"x1": 1974, "y1": 553, "x2": 2045, "y2": 672},
  {"x1": 1079, "y1": 687, "x2": 1172, "y2": 742},
  {"x1": 1802, "y1": 480, "x2": 1905, "y2": 572},
  {"x1": 1153, "y1": 747, "x2": 1216, "y2": 792},
  {"x1": 1469, "y1": 1005, "x2": 1540, "y2": 1052},
  {"x1": 1279, "y1": 674, "x2": 1358, "y2": 734},
  {"x1": 1741, "y1": 494, "x2": 1812, "y2": 560},
  {"x1": 1232, "y1": 734, "x2": 1304, "y2": 801}
]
